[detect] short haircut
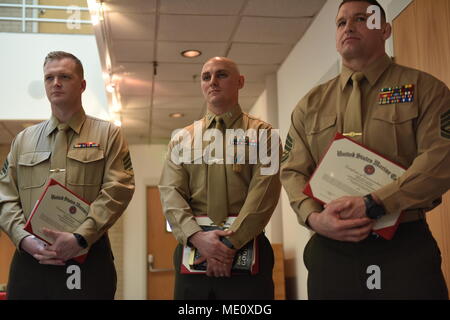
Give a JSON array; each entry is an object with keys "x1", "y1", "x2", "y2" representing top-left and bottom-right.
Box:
[
  {"x1": 339, "y1": 0, "x2": 387, "y2": 21},
  {"x1": 43, "y1": 51, "x2": 84, "y2": 79}
]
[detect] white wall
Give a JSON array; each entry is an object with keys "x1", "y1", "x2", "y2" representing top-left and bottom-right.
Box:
[
  {"x1": 123, "y1": 144, "x2": 167, "y2": 300},
  {"x1": 275, "y1": 0, "x2": 413, "y2": 299},
  {"x1": 0, "y1": 33, "x2": 108, "y2": 120},
  {"x1": 248, "y1": 73, "x2": 283, "y2": 244}
]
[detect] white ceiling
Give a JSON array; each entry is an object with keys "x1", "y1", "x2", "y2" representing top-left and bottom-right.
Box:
[{"x1": 97, "y1": 0, "x2": 327, "y2": 144}]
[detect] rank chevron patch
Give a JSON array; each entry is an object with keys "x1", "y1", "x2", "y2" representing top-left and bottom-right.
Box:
[
  {"x1": 281, "y1": 134, "x2": 294, "y2": 163},
  {"x1": 0, "y1": 158, "x2": 9, "y2": 179},
  {"x1": 441, "y1": 109, "x2": 450, "y2": 139}
]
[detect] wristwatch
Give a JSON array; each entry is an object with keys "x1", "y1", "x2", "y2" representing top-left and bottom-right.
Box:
[
  {"x1": 363, "y1": 194, "x2": 385, "y2": 220},
  {"x1": 73, "y1": 233, "x2": 88, "y2": 249},
  {"x1": 221, "y1": 237, "x2": 235, "y2": 249}
]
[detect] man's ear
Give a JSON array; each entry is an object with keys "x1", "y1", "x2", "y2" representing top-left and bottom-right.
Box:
[
  {"x1": 81, "y1": 79, "x2": 86, "y2": 93},
  {"x1": 238, "y1": 75, "x2": 245, "y2": 90},
  {"x1": 382, "y1": 22, "x2": 392, "y2": 41}
]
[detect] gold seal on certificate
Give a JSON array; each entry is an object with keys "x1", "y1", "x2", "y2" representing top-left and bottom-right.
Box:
[
  {"x1": 304, "y1": 133, "x2": 406, "y2": 240},
  {"x1": 24, "y1": 179, "x2": 90, "y2": 263}
]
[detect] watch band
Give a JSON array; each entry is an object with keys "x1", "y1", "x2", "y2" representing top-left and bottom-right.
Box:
[{"x1": 73, "y1": 233, "x2": 88, "y2": 249}]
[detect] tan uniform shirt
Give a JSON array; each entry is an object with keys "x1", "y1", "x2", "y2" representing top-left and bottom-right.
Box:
[
  {"x1": 281, "y1": 54, "x2": 450, "y2": 226},
  {"x1": 0, "y1": 108, "x2": 135, "y2": 248},
  {"x1": 159, "y1": 105, "x2": 281, "y2": 249}
]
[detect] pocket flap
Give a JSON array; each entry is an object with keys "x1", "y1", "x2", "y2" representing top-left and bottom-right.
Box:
[
  {"x1": 307, "y1": 114, "x2": 337, "y2": 135},
  {"x1": 67, "y1": 149, "x2": 104, "y2": 163},
  {"x1": 372, "y1": 105, "x2": 418, "y2": 124},
  {"x1": 18, "y1": 152, "x2": 51, "y2": 167}
]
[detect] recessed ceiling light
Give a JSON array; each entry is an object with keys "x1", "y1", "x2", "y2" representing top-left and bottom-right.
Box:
[
  {"x1": 106, "y1": 83, "x2": 115, "y2": 93},
  {"x1": 170, "y1": 113, "x2": 185, "y2": 118},
  {"x1": 181, "y1": 50, "x2": 202, "y2": 58}
]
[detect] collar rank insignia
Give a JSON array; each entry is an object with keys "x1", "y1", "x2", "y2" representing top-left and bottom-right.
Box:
[
  {"x1": 74, "y1": 142, "x2": 100, "y2": 149},
  {"x1": 379, "y1": 84, "x2": 414, "y2": 105}
]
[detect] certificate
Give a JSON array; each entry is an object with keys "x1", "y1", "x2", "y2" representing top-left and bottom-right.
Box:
[
  {"x1": 304, "y1": 133, "x2": 406, "y2": 239},
  {"x1": 24, "y1": 179, "x2": 90, "y2": 263}
]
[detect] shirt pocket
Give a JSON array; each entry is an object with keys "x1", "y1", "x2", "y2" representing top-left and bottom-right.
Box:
[
  {"x1": 17, "y1": 151, "x2": 51, "y2": 189},
  {"x1": 306, "y1": 114, "x2": 337, "y2": 160},
  {"x1": 371, "y1": 103, "x2": 418, "y2": 159},
  {"x1": 67, "y1": 148, "x2": 105, "y2": 186}
]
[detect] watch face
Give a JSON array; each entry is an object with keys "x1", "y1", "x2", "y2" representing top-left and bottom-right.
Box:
[{"x1": 368, "y1": 206, "x2": 384, "y2": 220}]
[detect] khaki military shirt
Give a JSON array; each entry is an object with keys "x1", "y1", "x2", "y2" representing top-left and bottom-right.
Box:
[
  {"x1": 0, "y1": 108, "x2": 135, "y2": 248},
  {"x1": 159, "y1": 105, "x2": 281, "y2": 249},
  {"x1": 281, "y1": 54, "x2": 450, "y2": 227}
]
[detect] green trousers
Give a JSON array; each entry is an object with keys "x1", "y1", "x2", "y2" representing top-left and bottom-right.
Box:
[
  {"x1": 7, "y1": 235, "x2": 116, "y2": 300},
  {"x1": 304, "y1": 220, "x2": 448, "y2": 300},
  {"x1": 173, "y1": 233, "x2": 274, "y2": 300}
]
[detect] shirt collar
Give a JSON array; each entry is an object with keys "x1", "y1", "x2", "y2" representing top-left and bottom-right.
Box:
[
  {"x1": 205, "y1": 104, "x2": 243, "y2": 129},
  {"x1": 46, "y1": 108, "x2": 86, "y2": 136},
  {"x1": 340, "y1": 54, "x2": 392, "y2": 91}
]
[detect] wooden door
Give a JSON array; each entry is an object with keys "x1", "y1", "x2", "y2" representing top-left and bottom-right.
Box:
[
  {"x1": 146, "y1": 186, "x2": 178, "y2": 300},
  {"x1": 0, "y1": 233, "x2": 15, "y2": 287},
  {"x1": 393, "y1": 0, "x2": 450, "y2": 289}
]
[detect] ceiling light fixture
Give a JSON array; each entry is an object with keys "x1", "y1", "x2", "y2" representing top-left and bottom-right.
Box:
[
  {"x1": 169, "y1": 113, "x2": 185, "y2": 118},
  {"x1": 181, "y1": 50, "x2": 202, "y2": 58},
  {"x1": 106, "y1": 83, "x2": 115, "y2": 93}
]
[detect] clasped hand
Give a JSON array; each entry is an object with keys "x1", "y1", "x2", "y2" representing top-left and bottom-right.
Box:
[
  {"x1": 307, "y1": 196, "x2": 375, "y2": 242},
  {"x1": 20, "y1": 228, "x2": 83, "y2": 265},
  {"x1": 189, "y1": 229, "x2": 237, "y2": 278}
]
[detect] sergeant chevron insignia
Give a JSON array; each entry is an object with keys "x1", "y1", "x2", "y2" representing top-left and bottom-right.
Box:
[
  {"x1": 441, "y1": 109, "x2": 450, "y2": 139},
  {"x1": 281, "y1": 134, "x2": 294, "y2": 163}
]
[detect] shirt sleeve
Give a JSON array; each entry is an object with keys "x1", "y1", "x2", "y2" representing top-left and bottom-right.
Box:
[
  {"x1": 74, "y1": 125, "x2": 135, "y2": 246},
  {"x1": 227, "y1": 127, "x2": 282, "y2": 249},
  {"x1": 280, "y1": 100, "x2": 323, "y2": 228},
  {"x1": 158, "y1": 142, "x2": 202, "y2": 246},
  {"x1": 0, "y1": 135, "x2": 32, "y2": 248},
  {"x1": 374, "y1": 76, "x2": 450, "y2": 214}
]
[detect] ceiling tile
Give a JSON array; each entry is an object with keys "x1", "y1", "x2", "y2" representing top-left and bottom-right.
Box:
[
  {"x1": 159, "y1": 0, "x2": 245, "y2": 15},
  {"x1": 153, "y1": 96, "x2": 205, "y2": 110},
  {"x1": 105, "y1": 0, "x2": 157, "y2": 14},
  {"x1": 156, "y1": 42, "x2": 228, "y2": 63},
  {"x1": 116, "y1": 62, "x2": 154, "y2": 81},
  {"x1": 234, "y1": 17, "x2": 312, "y2": 44},
  {"x1": 113, "y1": 41, "x2": 155, "y2": 62},
  {"x1": 121, "y1": 95, "x2": 152, "y2": 110},
  {"x1": 108, "y1": 12, "x2": 155, "y2": 41},
  {"x1": 151, "y1": 108, "x2": 203, "y2": 139},
  {"x1": 158, "y1": 15, "x2": 237, "y2": 41},
  {"x1": 228, "y1": 43, "x2": 293, "y2": 64},
  {"x1": 156, "y1": 63, "x2": 203, "y2": 82},
  {"x1": 121, "y1": 109, "x2": 150, "y2": 128},
  {"x1": 118, "y1": 78, "x2": 153, "y2": 96},
  {"x1": 154, "y1": 81, "x2": 203, "y2": 97},
  {"x1": 243, "y1": 0, "x2": 327, "y2": 17}
]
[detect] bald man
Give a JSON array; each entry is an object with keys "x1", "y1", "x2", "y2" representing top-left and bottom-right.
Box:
[{"x1": 159, "y1": 57, "x2": 281, "y2": 299}]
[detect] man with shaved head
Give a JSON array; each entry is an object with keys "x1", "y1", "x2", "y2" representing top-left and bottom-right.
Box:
[{"x1": 159, "y1": 57, "x2": 281, "y2": 299}]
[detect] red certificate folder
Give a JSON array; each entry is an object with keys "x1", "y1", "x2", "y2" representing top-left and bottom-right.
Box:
[
  {"x1": 180, "y1": 216, "x2": 259, "y2": 275},
  {"x1": 303, "y1": 133, "x2": 407, "y2": 240},
  {"x1": 24, "y1": 179, "x2": 90, "y2": 263}
]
